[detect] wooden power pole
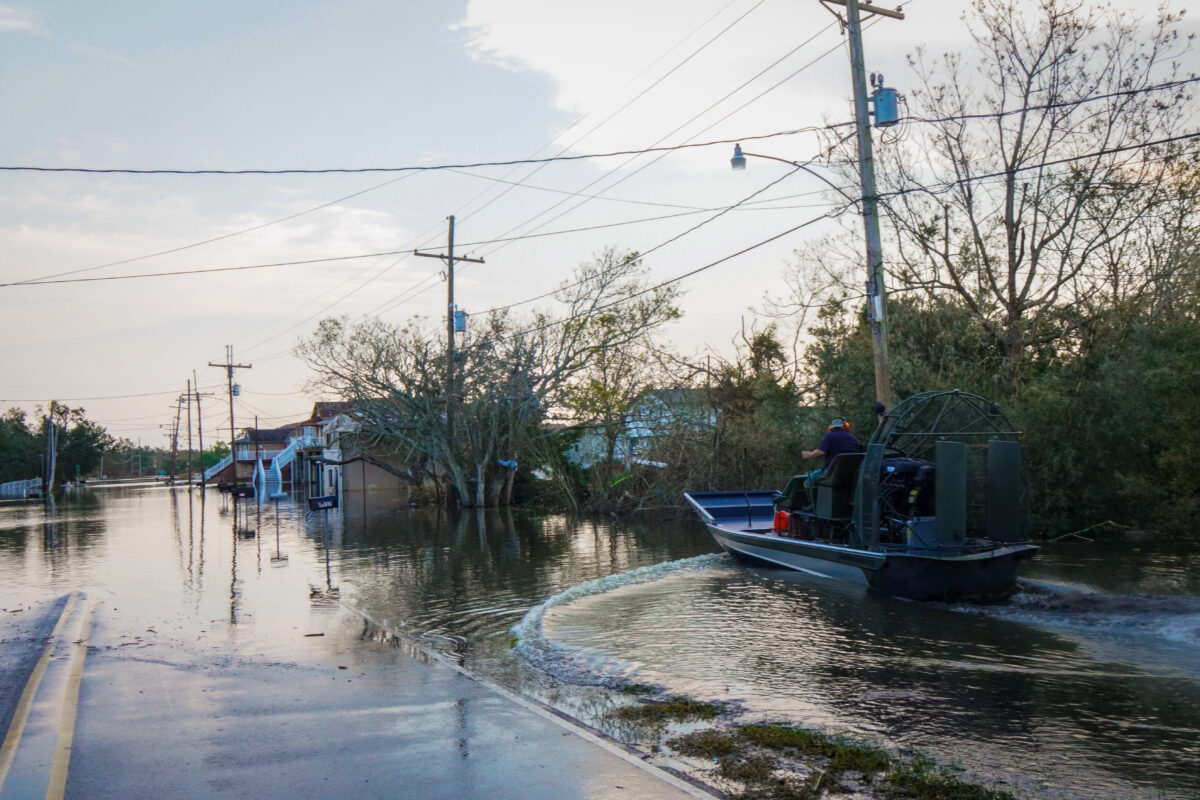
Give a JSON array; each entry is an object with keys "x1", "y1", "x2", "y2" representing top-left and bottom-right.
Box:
[
  {"x1": 194, "y1": 370, "x2": 205, "y2": 489},
  {"x1": 823, "y1": 0, "x2": 903, "y2": 408},
  {"x1": 186, "y1": 379, "x2": 193, "y2": 488},
  {"x1": 414, "y1": 215, "x2": 484, "y2": 507},
  {"x1": 169, "y1": 395, "x2": 182, "y2": 485},
  {"x1": 209, "y1": 345, "x2": 252, "y2": 484}
]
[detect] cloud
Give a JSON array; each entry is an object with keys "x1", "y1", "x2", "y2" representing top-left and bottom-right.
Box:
[
  {"x1": 67, "y1": 41, "x2": 135, "y2": 67},
  {"x1": 0, "y1": 4, "x2": 49, "y2": 35}
]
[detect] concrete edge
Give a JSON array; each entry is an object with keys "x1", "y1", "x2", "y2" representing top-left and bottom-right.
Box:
[{"x1": 339, "y1": 600, "x2": 724, "y2": 800}]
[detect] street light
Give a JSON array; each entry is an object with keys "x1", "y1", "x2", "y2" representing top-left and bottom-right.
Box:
[
  {"x1": 729, "y1": 144, "x2": 856, "y2": 203},
  {"x1": 728, "y1": 141, "x2": 891, "y2": 408},
  {"x1": 730, "y1": 144, "x2": 748, "y2": 170}
]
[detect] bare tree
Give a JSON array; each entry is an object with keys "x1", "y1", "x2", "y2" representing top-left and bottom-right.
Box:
[
  {"x1": 297, "y1": 247, "x2": 680, "y2": 507},
  {"x1": 789, "y1": 0, "x2": 1198, "y2": 390}
]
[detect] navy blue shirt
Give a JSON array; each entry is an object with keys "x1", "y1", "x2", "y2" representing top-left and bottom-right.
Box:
[{"x1": 817, "y1": 428, "x2": 862, "y2": 468}]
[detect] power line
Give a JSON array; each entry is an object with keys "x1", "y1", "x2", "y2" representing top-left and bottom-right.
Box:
[
  {"x1": 444, "y1": 0, "x2": 771, "y2": 228},
  {"x1": 0, "y1": 387, "x2": 220, "y2": 402},
  {"x1": 876, "y1": 130, "x2": 1200, "y2": 202},
  {"x1": 386, "y1": 129, "x2": 1200, "y2": 340},
  {"x1": 445, "y1": 168, "x2": 714, "y2": 211},
  {"x1": 479, "y1": 159, "x2": 816, "y2": 316},
  {"x1": 18, "y1": 62, "x2": 1179, "y2": 289},
  {"x1": 1, "y1": 250, "x2": 409, "y2": 288},
  {"x1": 178, "y1": 7, "x2": 890, "y2": 346},
  {"x1": 13, "y1": 173, "x2": 422, "y2": 286},
  {"x1": 6, "y1": 132, "x2": 1193, "y2": 294},
  {"x1": 286, "y1": 0, "x2": 764, "y2": 342},
  {"x1": 356, "y1": 20, "x2": 852, "y2": 325},
  {"x1": 0, "y1": 128, "x2": 824, "y2": 176},
  {"x1": 499, "y1": 201, "x2": 854, "y2": 343},
  {"x1": 466, "y1": 22, "x2": 844, "y2": 266},
  {"x1": 901, "y1": 75, "x2": 1200, "y2": 128}
]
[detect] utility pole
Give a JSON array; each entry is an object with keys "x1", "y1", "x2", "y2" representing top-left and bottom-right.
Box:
[
  {"x1": 824, "y1": 0, "x2": 902, "y2": 408},
  {"x1": 209, "y1": 346, "x2": 252, "y2": 485},
  {"x1": 414, "y1": 215, "x2": 484, "y2": 508},
  {"x1": 169, "y1": 395, "x2": 182, "y2": 485},
  {"x1": 186, "y1": 379, "x2": 193, "y2": 488},
  {"x1": 43, "y1": 407, "x2": 56, "y2": 501},
  {"x1": 194, "y1": 370, "x2": 205, "y2": 489}
]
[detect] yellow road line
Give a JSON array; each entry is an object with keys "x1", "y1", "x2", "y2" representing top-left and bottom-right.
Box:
[
  {"x1": 0, "y1": 592, "x2": 79, "y2": 793},
  {"x1": 45, "y1": 600, "x2": 95, "y2": 800}
]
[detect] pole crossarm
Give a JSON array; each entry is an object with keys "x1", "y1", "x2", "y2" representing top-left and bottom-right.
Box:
[
  {"x1": 209, "y1": 347, "x2": 252, "y2": 520},
  {"x1": 413, "y1": 250, "x2": 485, "y2": 265},
  {"x1": 820, "y1": 0, "x2": 905, "y2": 21}
]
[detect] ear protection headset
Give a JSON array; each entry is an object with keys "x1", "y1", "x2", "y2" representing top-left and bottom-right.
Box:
[{"x1": 828, "y1": 418, "x2": 849, "y2": 432}]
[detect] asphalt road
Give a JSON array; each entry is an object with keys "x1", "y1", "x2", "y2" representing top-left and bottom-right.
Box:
[{"x1": 0, "y1": 592, "x2": 714, "y2": 800}]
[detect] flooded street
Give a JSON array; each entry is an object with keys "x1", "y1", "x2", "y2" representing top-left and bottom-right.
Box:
[{"x1": 2, "y1": 486, "x2": 1198, "y2": 799}]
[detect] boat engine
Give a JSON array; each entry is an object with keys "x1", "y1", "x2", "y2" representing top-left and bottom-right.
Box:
[{"x1": 877, "y1": 457, "x2": 935, "y2": 543}]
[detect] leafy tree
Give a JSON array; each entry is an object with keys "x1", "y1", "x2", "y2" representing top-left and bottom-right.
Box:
[
  {"x1": 39, "y1": 403, "x2": 114, "y2": 484},
  {"x1": 0, "y1": 408, "x2": 40, "y2": 483},
  {"x1": 787, "y1": 0, "x2": 1198, "y2": 392},
  {"x1": 560, "y1": 250, "x2": 682, "y2": 500},
  {"x1": 298, "y1": 247, "x2": 680, "y2": 508},
  {"x1": 884, "y1": 0, "x2": 1196, "y2": 389}
]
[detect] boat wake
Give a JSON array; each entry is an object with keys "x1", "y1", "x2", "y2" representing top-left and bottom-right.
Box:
[
  {"x1": 950, "y1": 578, "x2": 1200, "y2": 649},
  {"x1": 510, "y1": 553, "x2": 727, "y2": 685}
]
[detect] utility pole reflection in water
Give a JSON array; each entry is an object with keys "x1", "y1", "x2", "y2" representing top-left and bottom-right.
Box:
[
  {"x1": 271, "y1": 496, "x2": 287, "y2": 565},
  {"x1": 230, "y1": 506, "x2": 239, "y2": 625},
  {"x1": 322, "y1": 508, "x2": 336, "y2": 596}
]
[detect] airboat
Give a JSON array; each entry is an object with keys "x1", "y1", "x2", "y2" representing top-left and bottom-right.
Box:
[{"x1": 684, "y1": 390, "x2": 1039, "y2": 602}]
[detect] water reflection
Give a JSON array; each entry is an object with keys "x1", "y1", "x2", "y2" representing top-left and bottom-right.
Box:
[
  {"x1": 540, "y1": 561, "x2": 1200, "y2": 799},
  {"x1": 1, "y1": 488, "x2": 1196, "y2": 800}
]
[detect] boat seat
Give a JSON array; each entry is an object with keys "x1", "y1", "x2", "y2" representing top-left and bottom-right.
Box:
[
  {"x1": 813, "y1": 451, "x2": 864, "y2": 518},
  {"x1": 774, "y1": 474, "x2": 810, "y2": 512}
]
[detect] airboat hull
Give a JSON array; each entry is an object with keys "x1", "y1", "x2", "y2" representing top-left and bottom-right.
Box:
[{"x1": 685, "y1": 491, "x2": 1037, "y2": 602}]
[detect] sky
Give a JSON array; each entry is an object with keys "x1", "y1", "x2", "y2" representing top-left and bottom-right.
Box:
[{"x1": 0, "y1": 0, "x2": 1191, "y2": 450}]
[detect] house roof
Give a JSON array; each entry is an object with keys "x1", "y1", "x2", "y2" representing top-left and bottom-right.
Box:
[
  {"x1": 287, "y1": 401, "x2": 358, "y2": 428},
  {"x1": 234, "y1": 427, "x2": 294, "y2": 444},
  {"x1": 313, "y1": 401, "x2": 355, "y2": 419}
]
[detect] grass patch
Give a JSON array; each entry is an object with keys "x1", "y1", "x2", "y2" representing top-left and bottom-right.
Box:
[
  {"x1": 719, "y1": 753, "x2": 778, "y2": 784},
  {"x1": 616, "y1": 682, "x2": 661, "y2": 695},
  {"x1": 656, "y1": 719, "x2": 1014, "y2": 800},
  {"x1": 884, "y1": 763, "x2": 1016, "y2": 800},
  {"x1": 740, "y1": 724, "x2": 890, "y2": 774},
  {"x1": 731, "y1": 775, "x2": 821, "y2": 800},
  {"x1": 607, "y1": 696, "x2": 722, "y2": 727},
  {"x1": 668, "y1": 729, "x2": 743, "y2": 759}
]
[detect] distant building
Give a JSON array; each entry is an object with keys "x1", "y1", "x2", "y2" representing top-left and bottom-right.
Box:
[{"x1": 564, "y1": 388, "x2": 716, "y2": 469}]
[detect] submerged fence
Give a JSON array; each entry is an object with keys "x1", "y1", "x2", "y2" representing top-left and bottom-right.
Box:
[{"x1": 0, "y1": 478, "x2": 41, "y2": 499}]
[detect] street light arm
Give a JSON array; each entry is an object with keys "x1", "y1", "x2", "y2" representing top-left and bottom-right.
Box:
[{"x1": 739, "y1": 150, "x2": 858, "y2": 204}]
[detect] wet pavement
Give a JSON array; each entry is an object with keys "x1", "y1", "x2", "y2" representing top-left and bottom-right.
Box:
[{"x1": 0, "y1": 591, "x2": 713, "y2": 800}]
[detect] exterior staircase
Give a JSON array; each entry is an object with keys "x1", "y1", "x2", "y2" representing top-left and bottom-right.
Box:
[
  {"x1": 253, "y1": 439, "x2": 297, "y2": 499},
  {"x1": 203, "y1": 454, "x2": 233, "y2": 483}
]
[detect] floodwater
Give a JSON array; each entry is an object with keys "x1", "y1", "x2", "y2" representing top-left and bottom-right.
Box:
[{"x1": 2, "y1": 486, "x2": 1198, "y2": 799}]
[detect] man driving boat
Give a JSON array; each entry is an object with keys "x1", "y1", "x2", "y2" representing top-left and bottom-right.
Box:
[{"x1": 802, "y1": 417, "x2": 862, "y2": 485}]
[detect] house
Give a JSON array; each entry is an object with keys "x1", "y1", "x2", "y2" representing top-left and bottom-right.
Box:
[
  {"x1": 231, "y1": 426, "x2": 294, "y2": 481},
  {"x1": 564, "y1": 388, "x2": 716, "y2": 470},
  {"x1": 203, "y1": 399, "x2": 411, "y2": 500},
  {"x1": 293, "y1": 402, "x2": 410, "y2": 498},
  {"x1": 289, "y1": 402, "x2": 356, "y2": 496}
]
